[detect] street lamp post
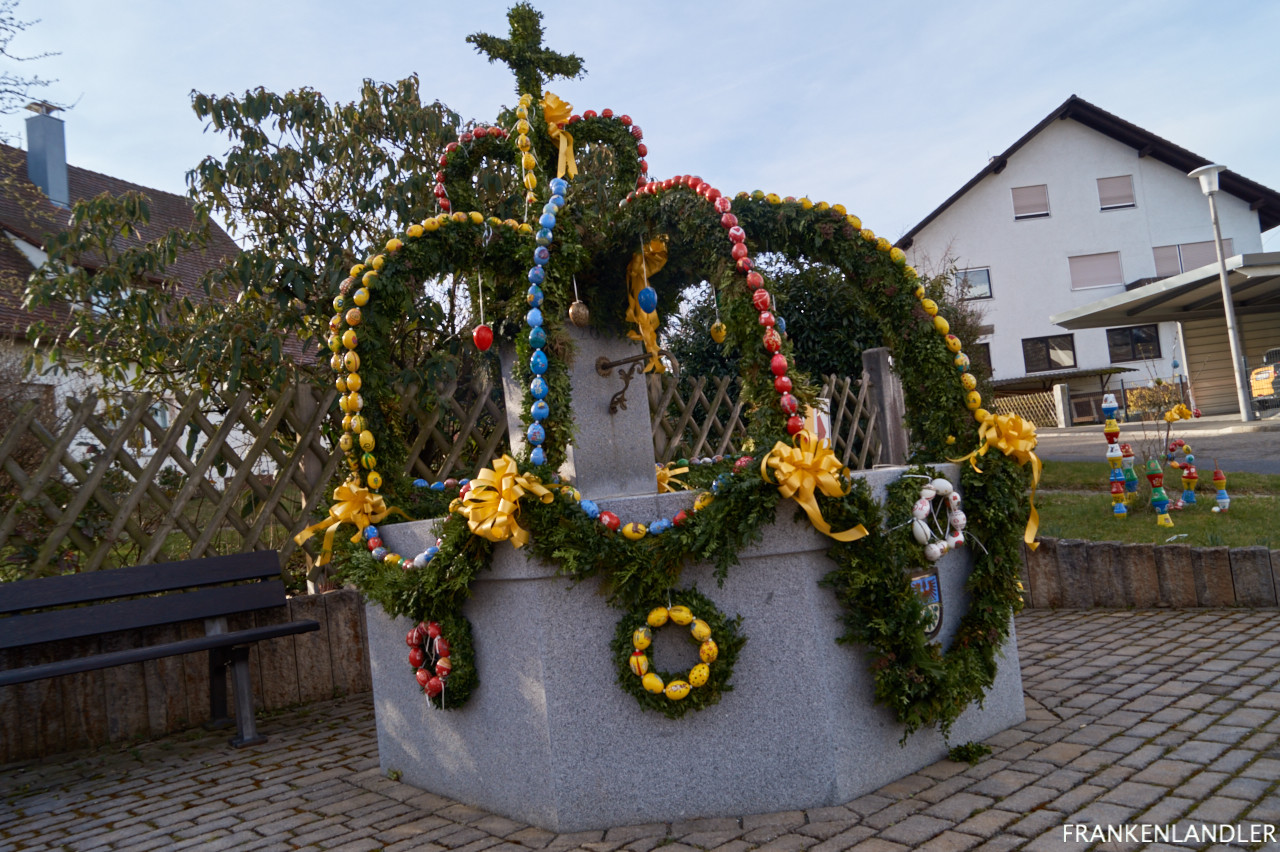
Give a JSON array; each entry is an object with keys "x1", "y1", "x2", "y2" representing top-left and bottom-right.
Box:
[{"x1": 1188, "y1": 164, "x2": 1255, "y2": 423}]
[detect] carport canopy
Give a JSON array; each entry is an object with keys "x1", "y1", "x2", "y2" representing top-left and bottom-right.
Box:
[{"x1": 1050, "y1": 252, "x2": 1280, "y2": 329}]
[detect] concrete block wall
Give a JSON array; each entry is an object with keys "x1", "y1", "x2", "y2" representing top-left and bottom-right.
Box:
[{"x1": 1021, "y1": 538, "x2": 1280, "y2": 609}]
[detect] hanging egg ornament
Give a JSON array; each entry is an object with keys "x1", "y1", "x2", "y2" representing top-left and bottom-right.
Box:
[
  {"x1": 689, "y1": 619, "x2": 711, "y2": 643},
  {"x1": 710, "y1": 321, "x2": 727, "y2": 343},
  {"x1": 473, "y1": 324, "x2": 494, "y2": 352},
  {"x1": 629, "y1": 651, "x2": 649, "y2": 677},
  {"x1": 637, "y1": 286, "x2": 658, "y2": 313},
  {"x1": 647, "y1": 607, "x2": 669, "y2": 628},
  {"x1": 568, "y1": 300, "x2": 590, "y2": 327}
]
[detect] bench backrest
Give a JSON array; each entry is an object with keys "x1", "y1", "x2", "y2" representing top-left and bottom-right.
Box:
[{"x1": 0, "y1": 551, "x2": 288, "y2": 651}]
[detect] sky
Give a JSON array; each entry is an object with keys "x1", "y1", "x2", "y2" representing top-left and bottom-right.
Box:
[{"x1": 8, "y1": 0, "x2": 1280, "y2": 249}]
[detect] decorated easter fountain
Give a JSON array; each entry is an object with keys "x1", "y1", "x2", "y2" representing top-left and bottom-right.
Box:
[{"x1": 298, "y1": 5, "x2": 1036, "y2": 832}]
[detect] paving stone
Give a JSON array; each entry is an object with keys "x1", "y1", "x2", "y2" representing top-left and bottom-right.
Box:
[
  {"x1": 921, "y1": 792, "x2": 994, "y2": 822},
  {"x1": 679, "y1": 829, "x2": 744, "y2": 848},
  {"x1": 913, "y1": 830, "x2": 983, "y2": 852},
  {"x1": 876, "y1": 814, "x2": 952, "y2": 846},
  {"x1": 603, "y1": 823, "x2": 669, "y2": 843},
  {"x1": 808, "y1": 826, "x2": 876, "y2": 852},
  {"x1": 966, "y1": 769, "x2": 1039, "y2": 798},
  {"x1": 951, "y1": 809, "x2": 1020, "y2": 839},
  {"x1": 797, "y1": 819, "x2": 862, "y2": 840},
  {"x1": 1099, "y1": 781, "x2": 1166, "y2": 810},
  {"x1": 742, "y1": 810, "x2": 806, "y2": 831}
]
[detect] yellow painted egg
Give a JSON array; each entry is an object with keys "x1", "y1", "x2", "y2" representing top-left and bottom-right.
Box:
[
  {"x1": 518, "y1": 136, "x2": 532, "y2": 152},
  {"x1": 647, "y1": 607, "x2": 669, "y2": 628},
  {"x1": 330, "y1": 353, "x2": 343, "y2": 371},
  {"x1": 693, "y1": 492, "x2": 714, "y2": 512},
  {"x1": 366, "y1": 471, "x2": 383, "y2": 490},
  {"x1": 345, "y1": 372, "x2": 362, "y2": 392},
  {"x1": 358, "y1": 430, "x2": 375, "y2": 452},
  {"x1": 353, "y1": 287, "x2": 370, "y2": 307},
  {"x1": 875, "y1": 237, "x2": 891, "y2": 252},
  {"x1": 832, "y1": 203, "x2": 847, "y2": 214},
  {"x1": 664, "y1": 680, "x2": 691, "y2": 701},
  {"x1": 338, "y1": 433, "x2": 353, "y2": 452},
  {"x1": 642, "y1": 672, "x2": 664, "y2": 693},
  {"x1": 859, "y1": 228, "x2": 876, "y2": 243},
  {"x1": 973, "y1": 407, "x2": 992, "y2": 423},
  {"x1": 406, "y1": 224, "x2": 423, "y2": 238},
  {"x1": 632, "y1": 626, "x2": 652, "y2": 651},
  {"x1": 329, "y1": 314, "x2": 342, "y2": 332},
  {"x1": 699, "y1": 638, "x2": 718, "y2": 663},
  {"x1": 920, "y1": 298, "x2": 938, "y2": 316},
  {"x1": 424, "y1": 218, "x2": 440, "y2": 232},
  {"x1": 349, "y1": 264, "x2": 365, "y2": 279},
  {"x1": 766, "y1": 193, "x2": 782, "y2": 205},
  {"x1": 521, "y1": 152, "x2": 536, "y2": 169},
  {"x1": 360, "y1": 452, "x2": 376, "y2": 470},
  {"x1": 335, "y1": 376, "x2": 348, "y2": 393},
  {"x1": 667, "y1": 605, "x2": 693, "y2": 626},
  {"x1": 913, "y1": 285, "x2": 925, "y2": 299},
  {"x1": 487, "y1": 216, "x2": 503, "y2": 227},
  {"x1": 905, "y1": 265, "x2": 919, "y2": 280},
  {"x1": 328, "y1": 334, "x2": 341, "y2": 353},
  {"x1": 800, "y1": 197, "x2": 813, "y2": 209},
  {"x1": 350, "y1": 415, "x2": 367, "y2": 433},
  {"x1": 515, "y1": 119, "x2": 530, "y2": 134},
  {"x1": 933, "y1": 316, "x2": 950, "y2": 335},
  {"x1": 370, "y1": 255, "x2": 385, "y2": 270},
  {"x1": 961, "y1": 372, "x2": 978, "y2": 391},
  {"x1": 341, "y1": 414, "x2": 353, "y2": 432},
  {"x1": 518, "y1": 223, "x2": 533, "y2": 234},
  {"x1": 332, "y1": 295, "x2": 344, "y2": 312},
  {"x1": 629, "y1": 651, "x2": 649, "y2": 677},
  {"x1": 689, "y1": 618, "x2": 711, "y2": 643},
  {"x1": 889, "y1": 247, "x2": 906, "y2": 265},
  {"x1": 710, "y1": 321, "x2": 727, "y2": 343},
  {"x1": 468, "y1": 211, "x2": 484, "y2": 225},
  {"x1": 523, "y1": 172, "x2": 537, "y2": 189},
  {"x1": 945, "y1": 334, "x2": 963, "y2": 353},
  {"x1": 688, "y1": 663, "x2": 710, "y2": 687},
  {"x1": 386, "y1": 237, "x2": 403, "y2": 252},
  {"x1": 966, "y1": 391, "x2": 983, "y2": 410},
  {"x1": 345, "y1": 392, "x2": 363, "y2": 412},
  {"x1": 622, "y1": 522, "x2": 647, "y2": 540},
  {"x1": 845, "y1": 214, "x2": 862, "y2": 229},
  {"x1": 361, "y1": 270, "x2": 377, "y2": 286}
]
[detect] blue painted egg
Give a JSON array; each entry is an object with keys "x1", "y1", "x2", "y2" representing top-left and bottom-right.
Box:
[
  {"x1": 527, "y1": 285, "x2": 544, "y2": 306},
  {"x1": 549, "y1": 193, "x2": 565, "y2": 209},
  {"x1": 533, "y1": 246, "x2": 551, "y2": 266},
  {"x1": 526, "y1": 307, "x2": 544, "y2": 327},
  {"x1": 637, "y1": 286, "x2": 658, "y2": 313},
  {"x1": 528, "y1": 266, "x2": 546, "y2": 285},
  {"x1": 580, "y1": 499, "x2": 600, "y2": 519},
  {"x1": 413, "y1": 479, "x2": 428, "y2": 488},
  {"x1": 363, "y1": 526, "x2": 379, "y2": 540},
  {"x1": 430, "y1": 481, "x2": 445, "y2": 491},
  {"x1": 529, "y1": 326, "x2": 547, "y2": 348},
  {"x1": 531, "y1": 400, "x2": 549, "y2": 420},
  {"x1": 536, "y1": 227, "x2": 553, "y2": 245},
  {"x1": 539, "y1": 212, "x2": 556, "y2": 230},
  {"x1": 530, "y1": 349, "x2": 549, "y2": 374},
  {"x1": 530, "y1": 377, "x2": 549, "y2": 399},
  {"x1": 549, "y1": 177, "x2": 568, "y2": 195},
  {"x1": 527, "y1": 423, "x2": 545, "y2": 444},
  {"x1": 530, "y1": 447, "x2": 546, "y2": 465},
  {"x1": 371, "y1": 547, "x2": 387, "y2": 561}
]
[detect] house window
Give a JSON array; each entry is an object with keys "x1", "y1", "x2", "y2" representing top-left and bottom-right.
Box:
[
  {"x1": 1153, "y1": 239, "x2": 1234, "y2": 277},
  {"x1": 1106, "y1": 324, "x2": 1161, "y2": 363},
  {"x1": 969, "y1": 342, "x2": 992, "y2": 378},
  {"x1": 956, "y1": 267, "x2": 992, "y2": 300},
  {"x1": 1097, "y1": 175, "x2": 1135, "y2": 210},
  {"x1": 1011, "y1": 184, "x2": 1050, "y2": 220},
  {"x1": 1067, "y1": 251, "x2": 1124, "y2": 290},
  {"x1": 1022, "y1": 334, "x2": 1076, "y2": 373}
]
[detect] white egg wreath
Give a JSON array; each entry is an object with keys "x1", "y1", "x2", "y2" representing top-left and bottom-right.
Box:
[{"x1": 908, "y1": 477, "x2": 967, "y2": 562}]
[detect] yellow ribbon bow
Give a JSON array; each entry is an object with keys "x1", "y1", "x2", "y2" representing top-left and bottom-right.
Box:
[
  {"x1": 656, "y1": 463, "x2": 689, "y2": 493},
  {"x1": 951, "y1": 412, "x2": 1043, "y2": 551},
  {"x1": 457, "y1": 455, "x2": 554, "y2": 548},
  {"x1": 539, "y1": 91, "x2": 578, "y2": 179},
  {"x1": 293, "y1": 479, "x2": 409, "y2": 567},
  {"x1": 626, "y1": 238, "x2": 668, "y2": 372},
  {"x1": 760, "y1": 430, "x2": 868, "y2": 542}
]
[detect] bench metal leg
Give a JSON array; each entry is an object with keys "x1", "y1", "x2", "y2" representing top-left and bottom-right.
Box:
[
  {"x1": 205, "y1": 648, "x2": 234, "y2": 731},
  {"x1": 228, "y1": 645, "x2": 266, "y2": 748}
]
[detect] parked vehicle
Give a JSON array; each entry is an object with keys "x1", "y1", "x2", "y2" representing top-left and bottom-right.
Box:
[{"x1": 1251, "y1": 348, "x2": 1280, "y2": 410}]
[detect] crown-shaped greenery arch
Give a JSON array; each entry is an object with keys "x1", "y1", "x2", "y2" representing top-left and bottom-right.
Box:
[{"x1": 300, "y1": 3, "x2": 1039, "y2": 734}]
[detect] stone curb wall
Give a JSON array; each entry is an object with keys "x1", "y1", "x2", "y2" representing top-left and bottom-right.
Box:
[
  {"x1": 1019, "y1": 537, "x2": 1280, "y2": 609},
  {"x1": 0, "y1": 589, "x2": 371, "y2": 764}
]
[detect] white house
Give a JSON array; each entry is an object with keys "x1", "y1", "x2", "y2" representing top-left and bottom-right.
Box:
[{"x1": 896, "y1": 95, "x2": 1280, "y2": 422}]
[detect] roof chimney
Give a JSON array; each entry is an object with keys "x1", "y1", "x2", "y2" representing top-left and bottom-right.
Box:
[{"x1": 25, "y1": 101, "x2": 69, "y2": 208}]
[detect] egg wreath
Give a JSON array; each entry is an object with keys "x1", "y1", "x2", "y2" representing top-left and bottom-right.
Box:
[{"x1": 308, "y1": 51, "x2": 1039, "y2": 735}]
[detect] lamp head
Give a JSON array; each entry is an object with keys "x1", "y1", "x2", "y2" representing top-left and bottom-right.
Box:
[{"x1": 1188, "y1": 164, "x2": 1227, "y2": 196}]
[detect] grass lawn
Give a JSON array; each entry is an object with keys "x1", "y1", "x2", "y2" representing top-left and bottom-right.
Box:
[{"x1": 1034, "y1": 460, "x2": 1278, "y2": 549}]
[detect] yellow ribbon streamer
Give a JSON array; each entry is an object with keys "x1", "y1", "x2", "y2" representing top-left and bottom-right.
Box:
[
  {"x1": 293, "y1": 480, "x2": 410, "y2": 567},
  {"x1": 626, "y1": 238, "x2": 668, "y2": 373},
  {"x1": 457, "y1": 455, "x2": 553, "y2": 548},
  {"x1": 950, "y1": 412, "x2": 1043, "y2": 551},
  {"x1": 1163, "y1": 403, "x2": 1193, "y2": 423},
  {"x1": 539, "y1": 91, "x2": 578, "y2": 179},
  {"x1": 656, "y1": 463, "x2": 689, "y2": 493},
  {"x1": 760, "y1": 430, "x2": 868, "y2": 542}
]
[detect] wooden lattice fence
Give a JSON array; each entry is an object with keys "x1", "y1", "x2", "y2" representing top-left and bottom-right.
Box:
[
  {"x1": 993, "y1": 390, "x2": 1059, "y2": 429},
  {"x1": 2, "y1": 369, "x2": 882, "y2": 578}
]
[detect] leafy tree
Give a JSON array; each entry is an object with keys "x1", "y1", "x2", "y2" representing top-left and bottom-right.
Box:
[{"x1": 25, "y1": 76, "x2": 468, "y2": 396}]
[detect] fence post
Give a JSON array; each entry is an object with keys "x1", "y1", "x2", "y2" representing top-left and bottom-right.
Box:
[
  {"x1": 294, "y1": 381, "x2": 331, "y2": 593},
  {"x1": 861, "y1": 347, "x2": 907, "y2": 465},
  {"x1": 1052, "y1": 384, "x2": 1071, "y2": 428}
]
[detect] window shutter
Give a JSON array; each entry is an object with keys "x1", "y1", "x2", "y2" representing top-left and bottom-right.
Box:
[
  {"x1": 1179, "y1": 239, "x2": 1233, "y2": 271},
  {"x1": 1011, "y1": 184, "x2": 1050, "y2": 219},
  {"x1": 1097, "y1": 175, "x2": 1135, "y2": 209},
  {"x1": 1068, "y1": 251, "x2": 1124, "y2": 289},
  {"x1": 1153, "y1": 245, "x2": 1181, "y2": 278}
]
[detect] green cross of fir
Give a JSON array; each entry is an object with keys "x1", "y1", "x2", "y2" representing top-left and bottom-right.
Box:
[{"x1": 466, "y1": 2, "x2": 585, "y2": 100}]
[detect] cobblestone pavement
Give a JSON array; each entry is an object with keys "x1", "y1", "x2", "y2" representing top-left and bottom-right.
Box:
[{"x1": 4, "y1": 609, "x2": 1280, "y2": 851}]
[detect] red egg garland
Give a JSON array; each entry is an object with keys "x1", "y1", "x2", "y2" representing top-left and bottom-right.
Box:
[{"x1": 406, "y1": 620, "x2": 454, "y2": 706}]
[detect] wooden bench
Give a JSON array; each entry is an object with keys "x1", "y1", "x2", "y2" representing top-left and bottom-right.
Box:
[{"x1": 0, "y1": 551, "x2": 319, "y2": 748}]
